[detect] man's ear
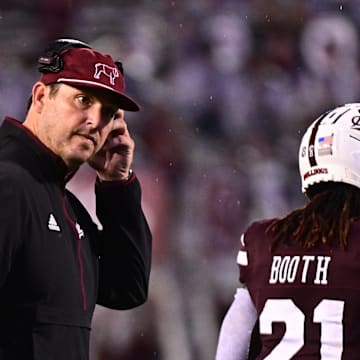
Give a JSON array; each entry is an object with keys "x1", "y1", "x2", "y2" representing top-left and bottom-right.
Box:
[{"x1": 31, "y1": 82, "x2": 47, "y2": 113}]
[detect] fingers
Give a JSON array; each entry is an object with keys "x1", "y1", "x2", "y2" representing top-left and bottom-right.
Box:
[
  {"x1": 111, "y1": 110, "x2": 128, "y2": 135},
  {"x1": 89, "y1": 111, "x2": 135, "y2": 180},
  {"x1": 103, "y1": 113, "x2": 134, "y2": 152},
  {"x1": 104, "y1": 135, "x2": 134, "y2": 151}
]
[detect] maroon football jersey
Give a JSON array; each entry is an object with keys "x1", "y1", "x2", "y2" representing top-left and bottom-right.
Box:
[{"x1": 238, "y1": 218, "x2": 360, "y2": 359}]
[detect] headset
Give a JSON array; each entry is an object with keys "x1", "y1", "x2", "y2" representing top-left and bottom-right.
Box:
[
  {"x1": 37, "y1": 38, "x2": 92, "y2": 73},
  {"x1": 37, "y1": 38, "x2": 124, "y2": 75}
]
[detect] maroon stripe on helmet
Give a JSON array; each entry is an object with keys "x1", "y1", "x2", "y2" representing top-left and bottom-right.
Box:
[
  {"x1": 308, "y1": 112, "x2": 329, "y2": 166},
  {"x1": 308, "y1": 107, "x2": 351, "y2": 166}
]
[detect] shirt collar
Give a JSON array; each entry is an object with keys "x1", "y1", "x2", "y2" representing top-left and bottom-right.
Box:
[{"x1": 0, "y1": 117, "x2": 71, "y2": 185}]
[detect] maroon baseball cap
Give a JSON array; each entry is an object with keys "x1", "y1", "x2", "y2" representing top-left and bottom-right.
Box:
[{"x1": 40, "y1": 47, "x2": 140, "y2": 111}]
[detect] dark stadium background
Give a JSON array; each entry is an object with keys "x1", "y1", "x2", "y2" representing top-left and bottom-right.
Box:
[{"x1": 0, "y1": 1, "x2": 358, "y2": 358}]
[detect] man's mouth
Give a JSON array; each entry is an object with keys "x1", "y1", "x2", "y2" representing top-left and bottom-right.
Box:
[{"x1": 78, "y1": 133, "x2": 97, "y2": 146}]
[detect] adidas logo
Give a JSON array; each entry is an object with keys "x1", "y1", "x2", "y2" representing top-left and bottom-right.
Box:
[{"x1": 48, "y1": 213, "x2": 61, "y2": 231}]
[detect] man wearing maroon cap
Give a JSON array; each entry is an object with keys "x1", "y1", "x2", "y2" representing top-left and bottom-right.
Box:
[{"x1": 0, "y1": 38, "x2": 152, "y2": 359}]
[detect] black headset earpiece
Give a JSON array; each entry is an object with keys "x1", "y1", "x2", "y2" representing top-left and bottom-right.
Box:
[
  {"x1": 37, "y1": 38, "x2": 92, "y2": 74},
  {"x1": 114, "y1": 60, "x2": 124, "y2": 75}
]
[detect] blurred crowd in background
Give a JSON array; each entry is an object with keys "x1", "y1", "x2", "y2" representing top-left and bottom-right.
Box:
[{"x1": 1, "y1": 0, "x2": 360, "y2": 359}]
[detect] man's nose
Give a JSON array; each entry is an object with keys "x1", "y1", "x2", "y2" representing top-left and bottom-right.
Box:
[{"x1": 86, "y1": 104, "x2": 104, "y2": 128}]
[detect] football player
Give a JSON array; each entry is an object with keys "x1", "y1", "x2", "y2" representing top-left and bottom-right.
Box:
[{"x1": 216, "y1": 103, "x2": 360, "y2": 359}]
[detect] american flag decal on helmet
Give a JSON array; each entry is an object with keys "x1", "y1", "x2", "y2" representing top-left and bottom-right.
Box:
[{"x1": 318, "y1": 134, "x2": 333, "y2": 156}]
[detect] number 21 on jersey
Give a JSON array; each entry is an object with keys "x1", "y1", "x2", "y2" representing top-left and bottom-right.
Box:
[{"x1": 259, "y1": 298, "x2": 344, "y2": 359}]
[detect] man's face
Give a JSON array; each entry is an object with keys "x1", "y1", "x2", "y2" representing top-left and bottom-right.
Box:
[{"x1": 36, "y1": 83, "x2": 120, "y2": 169}]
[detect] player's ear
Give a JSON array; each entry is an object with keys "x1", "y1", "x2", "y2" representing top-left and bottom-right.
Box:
[{"x1": 31, "y1": 82, "x2": 47, "y2": 113}]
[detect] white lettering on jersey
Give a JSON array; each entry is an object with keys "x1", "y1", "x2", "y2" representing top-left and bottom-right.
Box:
[
  {"x1": 269, "y1": 256, "x2": 282, "y2": 283},
  {"x1": 301, "y1": 255, "x2": 315, "y2": 283},
  {"x1": 269, "y1": 255, "x2": 331, "y2": 285},
  {"x1": 269, "y1": 256, "x2": 300, "y2": 284},
  {"x1": 314, "y1": 256, "x2": 331, "y2": 285}
]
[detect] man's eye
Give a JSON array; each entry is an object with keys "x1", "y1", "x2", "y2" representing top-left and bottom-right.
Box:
[{"x1": 76, "y1": 95, "x2": 92, "y2": 107}]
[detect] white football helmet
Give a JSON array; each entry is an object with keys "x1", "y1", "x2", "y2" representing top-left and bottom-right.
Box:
[{"x1": 299, "y1": 103, "x2": 360, "y2": 193}]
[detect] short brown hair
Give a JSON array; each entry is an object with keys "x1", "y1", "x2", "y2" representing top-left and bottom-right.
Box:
[{"x1": 26, "y1": 83, "x2": 61, "y2": 112}]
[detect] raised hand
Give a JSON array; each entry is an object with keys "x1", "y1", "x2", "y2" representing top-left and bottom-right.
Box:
[{"x1": 88, "y1": 110, "x2": 134, "y2": 181}]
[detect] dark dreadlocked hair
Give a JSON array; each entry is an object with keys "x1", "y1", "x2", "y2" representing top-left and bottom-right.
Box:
[{"x1": 266, "y1": 182, "x2": 360, "y2": 251}]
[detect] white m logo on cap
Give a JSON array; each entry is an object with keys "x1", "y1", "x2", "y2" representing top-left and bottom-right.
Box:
[{"x1": 94, "y1": 63, "x2": 119, "y2": 85}]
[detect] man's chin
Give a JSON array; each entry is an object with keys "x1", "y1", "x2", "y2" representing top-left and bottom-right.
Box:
[{"x1": 65, "y1": 152, "x2": 93, "y2": 170}]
